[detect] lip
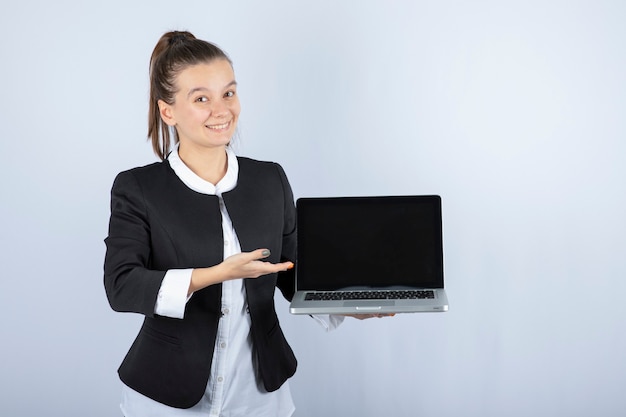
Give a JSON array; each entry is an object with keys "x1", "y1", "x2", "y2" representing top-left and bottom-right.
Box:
[{"x1": 205, "y1": 120, "x2": 231, "y2": 132}]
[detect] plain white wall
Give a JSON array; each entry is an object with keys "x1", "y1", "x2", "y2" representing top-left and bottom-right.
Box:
[{"x1": 1, "y1": 1, "x2": 625, "y2": 416}]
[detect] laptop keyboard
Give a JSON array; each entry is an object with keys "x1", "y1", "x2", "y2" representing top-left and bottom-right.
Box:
[{"x1": 304, "y1": 289, "x2": 435, "y2": 301}]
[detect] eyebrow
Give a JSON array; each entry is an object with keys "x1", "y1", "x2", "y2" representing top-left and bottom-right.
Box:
[{"x1": 187, "y1": 80, "x2": 238, "y2": 98}]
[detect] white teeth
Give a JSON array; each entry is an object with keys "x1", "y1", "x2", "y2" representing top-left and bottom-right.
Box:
[{"x1": 207, "y1": 122, "x2": 229, "y2": 130}]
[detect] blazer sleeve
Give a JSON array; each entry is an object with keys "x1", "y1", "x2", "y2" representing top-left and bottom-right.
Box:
[
  {"x1": 103, "y1": 170, "x2": 166, "y2": 317},
  {"x1": 274, "y1": 163, "x2": 297, "y2": 301}
]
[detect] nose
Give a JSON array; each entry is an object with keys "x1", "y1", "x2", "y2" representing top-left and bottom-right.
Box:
[{"x1": 210, "y1": 99, "x2": 228, "y2": 117}]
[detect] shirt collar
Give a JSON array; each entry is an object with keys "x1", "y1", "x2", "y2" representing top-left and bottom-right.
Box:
[{"x1": 167, "y1": 145, "x2": 239, "y2": 196}]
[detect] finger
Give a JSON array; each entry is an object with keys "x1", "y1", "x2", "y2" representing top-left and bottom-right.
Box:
[
  {"x1": 250, "y1": 250, "x2": 293, "y2": 269},
  {"x1": 236, "y1": 249, "x2": 271, "y2": 263},
  {"x1": 242, "y1": 260, "x2": 294, "y2": 279},
  {"x1": 277, "y1": 261, "x2": 294, "y2": 270},
  {"x1": 253, "y1": 248, "x2": 271, "y2": 259},
  {"x1": 259, "y1": 261, "x2": 294, "y2": 273}
]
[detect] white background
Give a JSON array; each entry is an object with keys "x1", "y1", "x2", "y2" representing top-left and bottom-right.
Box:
[{"x1": 1, "y1": 1, "x2": 625, "y2": 416}]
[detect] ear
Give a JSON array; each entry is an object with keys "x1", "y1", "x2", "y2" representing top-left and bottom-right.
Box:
[{"x1": 158, "y1": 99, "x2": 177, "y2": 126}]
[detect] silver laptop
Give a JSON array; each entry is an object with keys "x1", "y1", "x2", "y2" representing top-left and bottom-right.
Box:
[{"x1": 289, "y1": 195, "x2": 449, "y2": 315}]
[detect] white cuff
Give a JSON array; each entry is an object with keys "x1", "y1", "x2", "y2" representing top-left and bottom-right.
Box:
[
  {"x1": 310, "y1": 314, "x2": 345, "y2": 332},
  {"x1": 154, "y1": 269, "x2": 193, "y2": 319}
]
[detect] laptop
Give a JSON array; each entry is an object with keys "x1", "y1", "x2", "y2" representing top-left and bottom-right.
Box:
[{"x1": 289, "y1": 195, "x2": 449, "y2": 315}]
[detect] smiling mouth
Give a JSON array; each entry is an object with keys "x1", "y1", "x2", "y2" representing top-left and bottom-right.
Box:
[{"x1": 206, "y1": 121, "x2": 231, "y2": 130}]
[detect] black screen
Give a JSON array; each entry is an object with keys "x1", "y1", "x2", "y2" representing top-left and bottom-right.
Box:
[{"x1": 296, "y1": 195, "x2": 444, "y2": 291}]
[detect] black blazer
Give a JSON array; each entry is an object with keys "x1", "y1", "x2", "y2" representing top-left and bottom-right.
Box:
[{"x1": 104, "y1": 156, "x2": 297, "y2": 409}]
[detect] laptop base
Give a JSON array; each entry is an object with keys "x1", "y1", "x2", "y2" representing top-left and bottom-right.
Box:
[{"x1": 289, "y1": 288, "x2": 448, "y2": 315}]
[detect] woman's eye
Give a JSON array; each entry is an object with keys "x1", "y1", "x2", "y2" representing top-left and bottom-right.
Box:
[
  {"x1": 225, "y1": 90, "x2": 235, "y2": 98},
  {"x1": 195, "y1": 96, "x2": 208, "y2": 103}
]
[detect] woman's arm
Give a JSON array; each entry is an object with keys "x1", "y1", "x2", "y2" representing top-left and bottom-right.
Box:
[
  {"x1": 188, "y1": 249, "x2": 293, "y2": 295},
  {"x1": 104, "y1": 171, "x2": 166, "y2": 317}
]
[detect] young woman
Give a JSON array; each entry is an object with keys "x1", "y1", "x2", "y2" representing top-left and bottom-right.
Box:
[{"x1": 104, "y1": 31, "x2": 307, "y2": 416}]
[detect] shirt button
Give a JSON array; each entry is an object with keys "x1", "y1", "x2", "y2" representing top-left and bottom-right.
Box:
[
  {"x1": 220, "y1": 342, "x2": 227, "y2": 349},
  {"x1": 217, "y1": 376, "x2": 224, "y2": 383},
  {"x1": 224, "y1": 240, "x2": 229, "y2": 246},
  {"x1": 222, "y1": 308, "x2": 229, "y2": 315}
]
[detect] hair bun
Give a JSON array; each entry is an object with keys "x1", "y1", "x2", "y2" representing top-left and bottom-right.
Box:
[{"x1": 168, "y1": 31, "x2": 194, "y2": 46}]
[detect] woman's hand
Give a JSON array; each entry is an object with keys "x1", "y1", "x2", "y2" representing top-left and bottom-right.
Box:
[
  {"x1": 221, "y1": 249, "x2": 294, "y2": 280},
  {"x1": 343, "y1": 313, "x2": 396, "y2": 320},
  {"x1": 189, "y1": 249, "x2": 293, "y2": 295}
]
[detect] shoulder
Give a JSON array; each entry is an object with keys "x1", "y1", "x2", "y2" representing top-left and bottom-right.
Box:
[
  {"x1": 234, "y1": 156, "x2": 293, "y2": 202},
  {"x1": 236, "y1": 156, "x2": 292, "y2": 190},
  {"x1": 110, "y1": 161, "x2": 175, "y2": 198},
  {"x1": 113, "y1": 161, "x2": 170, "y2": 184},
  {"x1": 116, "y1": 161, "x2": 168, "y2": 179},
  {"x1": 236, "y1": 156, "x2": 288, "y2": 178},
  {"x1": 237, "y1": 155, "x2": 276, "y2": 169}
]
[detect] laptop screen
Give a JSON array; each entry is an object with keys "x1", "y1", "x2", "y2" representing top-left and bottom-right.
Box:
[{"x1": 295, "y1": 195, "x2": 444, "y2": 291}]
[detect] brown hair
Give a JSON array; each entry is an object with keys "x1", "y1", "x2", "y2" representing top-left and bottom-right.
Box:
[{"x1": 148, "y1": 31, "x2": 232, "y2": 160}]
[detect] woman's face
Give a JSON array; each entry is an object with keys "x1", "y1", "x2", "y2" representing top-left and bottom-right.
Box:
[{"x1": 160, "y1": 59, "x2": 240, "y2": 152}]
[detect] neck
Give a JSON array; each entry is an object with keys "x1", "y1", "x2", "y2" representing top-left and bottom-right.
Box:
[{"x1": 177, "y1": 144, "x2": 228, "y2": 185}]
